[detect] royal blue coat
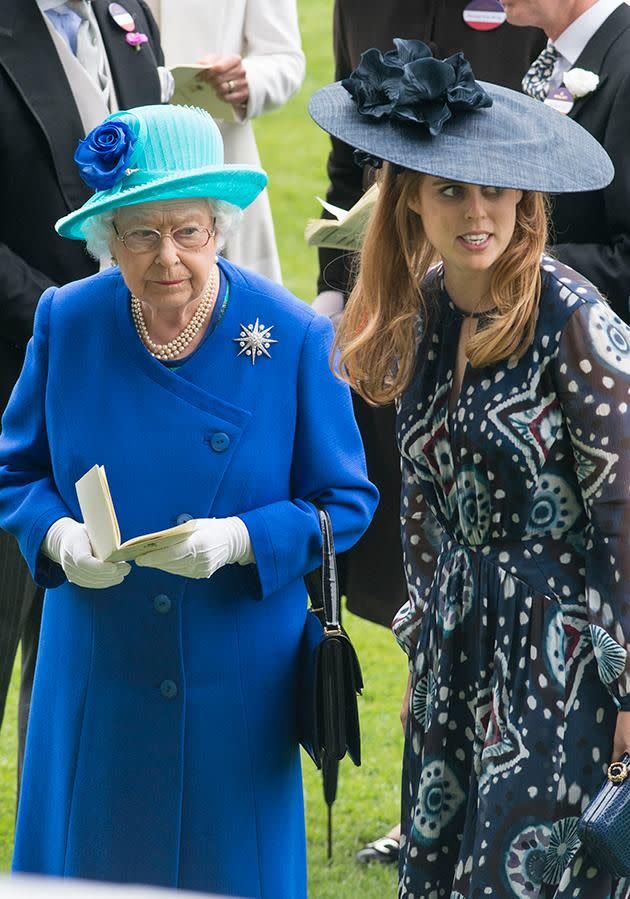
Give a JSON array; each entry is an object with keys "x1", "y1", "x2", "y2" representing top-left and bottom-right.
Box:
[{"x1": 0, "y1": 259, "x2": 377, "y2": 897}]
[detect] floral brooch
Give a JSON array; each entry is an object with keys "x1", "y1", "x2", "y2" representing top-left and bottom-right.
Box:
[
  {"x1": 126, "y1": 31, "x2": 149, "y2": 51},
  {"x1": 108, "y1": 4, "x2": 148, "y2": 52},
  {"x1": 563, "y1": 68, "x2": 600, "y2": 99}
]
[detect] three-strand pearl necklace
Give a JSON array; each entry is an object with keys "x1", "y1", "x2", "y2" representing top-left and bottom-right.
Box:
[{"x1": 131, "y1": 265, "x2": 218, "y2": 360}]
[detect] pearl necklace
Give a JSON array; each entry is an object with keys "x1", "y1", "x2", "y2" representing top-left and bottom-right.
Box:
[{"x1": 131, "y1": 266, "x2": 218, "y2": 360}]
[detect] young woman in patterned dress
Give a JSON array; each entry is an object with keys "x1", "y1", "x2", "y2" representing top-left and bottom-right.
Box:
[{"x1": 309, "y1": 40, "x2": 630, "y2": 899}]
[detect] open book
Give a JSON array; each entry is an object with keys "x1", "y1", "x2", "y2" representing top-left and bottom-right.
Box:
[
  {"x1": 169, "y1": 65, "x2": 239, "y2": 122},
  {"x1": 75, "y1": 465, "x2": 195, "y2": 563},
  {"x1": 304, "y1": 183, "x2": 379, "y2": 252}
]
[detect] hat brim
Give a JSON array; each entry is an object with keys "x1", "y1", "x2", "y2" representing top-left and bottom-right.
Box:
[
  {"x1": 56, "y1": 165, "x2": 268, "y2": 240},
  {"x1": 308, "y1": 82, "x2": 614, "y2": 194}
]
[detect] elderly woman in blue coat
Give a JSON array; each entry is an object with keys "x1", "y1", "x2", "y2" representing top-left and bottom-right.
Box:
[{"x1": 0, "y1": 104, "x2": 377, "y2": 897}]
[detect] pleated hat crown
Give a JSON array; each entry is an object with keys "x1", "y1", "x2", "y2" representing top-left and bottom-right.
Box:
[
  {"x1": 128, "y1": 103, "x2": 226, "y2": 175},
  {"x1": 56, "y1": 104, "x2": 268, "y2": 241}
]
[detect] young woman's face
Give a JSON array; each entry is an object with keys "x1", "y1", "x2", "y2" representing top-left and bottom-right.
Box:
[{"x1": 409, "y1": 178, "x2": 523, "y2": 279}]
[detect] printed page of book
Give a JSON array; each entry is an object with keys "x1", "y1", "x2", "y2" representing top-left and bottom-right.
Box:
[
  {"x1": 76, "y1": 465, "x2": 196, "y2": 563},
  {"x1": 109, "y1": 523, "x2": 196, "y2": 563}
]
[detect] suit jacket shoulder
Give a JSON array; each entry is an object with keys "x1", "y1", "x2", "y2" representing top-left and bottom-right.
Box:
[
  {"x1": 574, "y1": 2, "x2": 630, "y2": 79},
  {"x1": 550, "y1": 4, "x2": 630, "y2": 321}
]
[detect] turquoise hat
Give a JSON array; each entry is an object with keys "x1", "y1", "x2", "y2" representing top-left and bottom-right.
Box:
[{"x1": 56, "y1": 104, "x2": 268, "y2": 240}]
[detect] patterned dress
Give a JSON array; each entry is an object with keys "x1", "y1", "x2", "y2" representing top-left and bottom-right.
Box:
[{"x1": 393, "y1": 258, "x2": 630, "y2": 899}]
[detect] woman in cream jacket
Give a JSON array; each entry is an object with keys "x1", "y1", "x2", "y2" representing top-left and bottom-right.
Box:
[{"x1": 150, "y1": 0, "x2": 305, "y2": 282}]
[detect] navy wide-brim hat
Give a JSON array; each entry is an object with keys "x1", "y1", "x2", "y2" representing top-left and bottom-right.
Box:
[{"x1": 308, "y1": 40, "x2": 613, "y2": 193}]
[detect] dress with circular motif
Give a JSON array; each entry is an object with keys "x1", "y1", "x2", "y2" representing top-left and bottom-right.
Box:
[{"x1": 395, "y1": 258, "x2": 629, "y2": 899}]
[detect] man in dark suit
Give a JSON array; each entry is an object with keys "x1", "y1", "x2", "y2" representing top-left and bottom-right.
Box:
[
  {"x1": 505, "y1": 0, "x2": 630, "y2": 321},
  {"x1": 314, "y1": 2, "x2": 545, "y2": 631},
  {"x1": 0, "y1": 0, "x2": 167, "y2": 784}
]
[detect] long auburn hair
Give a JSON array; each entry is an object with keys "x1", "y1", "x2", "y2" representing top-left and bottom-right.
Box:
[{"x1": 334, "y1": 164, "x2": 549, "y2": 406}]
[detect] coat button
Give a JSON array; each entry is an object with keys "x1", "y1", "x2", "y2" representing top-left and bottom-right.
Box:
[
  {"x1": 160, "y1": 679, "x2": 177, "y2": 699},
  {"x1": 176, "y1": 513, "x2": 193, "y2": 525},
  {"x1": 153, "y1": 594, "x2": 171, "y2": 614},
  {"x1": 210, "y1": 432, "x2": 230, "y2": 452}
]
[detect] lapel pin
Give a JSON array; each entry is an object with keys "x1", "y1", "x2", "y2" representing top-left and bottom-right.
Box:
[
  {"x1": 545, "y1": 86, "x2": 574, "y2": 115},
  {"x1": 108, "y1": 2, "x2": 135, "y2": 32},
  {"x1": 463, "y1": 0, "x2": 507, "y2": 31},
  {"x1": 234, "y1": 319, "x2": 278, "y2": 365}
]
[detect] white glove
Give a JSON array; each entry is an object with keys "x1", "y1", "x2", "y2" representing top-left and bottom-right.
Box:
[
  {"x1": 312, "y1": 290, "x2": 345, "y2": 329},
  {"x1": 135, "y1": 517, "x2": 253, "y2": 579},
  {"x1": 43, "y1": 517, "x2": 131, "y2": 589}
]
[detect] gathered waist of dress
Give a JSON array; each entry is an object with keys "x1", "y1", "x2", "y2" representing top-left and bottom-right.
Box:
[
  {"x1": 434, "y1": 533, "x2": 585, "y2": 606},
  {"x1": 438, "y1": 533, "x2": 579, "y2": 558}
]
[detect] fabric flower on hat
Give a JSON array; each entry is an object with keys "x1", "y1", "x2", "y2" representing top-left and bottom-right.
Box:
[
  {"x1": 563, "y1": 68, "x2": 600, "y2": 99},
  {"x1": 341, "y1": 47, "x2": 406, "y2": 120},
  {"x1": 74, "y1": 118, "x2": 138, "y2": 191},
  {"x1": 342, "y1": 38, "x2": 492, "y2": 138}
]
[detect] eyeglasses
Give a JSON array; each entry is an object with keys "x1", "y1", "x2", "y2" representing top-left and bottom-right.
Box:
[{"x1": 113, "y1": 222, "x2": 215, "y2": 254}]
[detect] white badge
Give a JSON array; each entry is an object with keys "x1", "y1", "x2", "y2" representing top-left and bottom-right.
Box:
[
  {"x1": 544, "y1": 86, "x2": 574, "y2": 116},
  {"x1": 463, "y1": 0, "x2": 507, "y2": 31},
  {"x1": 108, "y1": 2, "x2": 136, "y2": 32}
]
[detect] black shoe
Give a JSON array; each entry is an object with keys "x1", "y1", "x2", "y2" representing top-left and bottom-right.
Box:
[{"x1": 356, "y1": 836, "x2": 400, "y2": 865}]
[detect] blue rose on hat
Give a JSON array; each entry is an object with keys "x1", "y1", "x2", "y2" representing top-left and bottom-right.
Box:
[{"x1": 75, "y1": 118, "x2": 139, "y2": 191}]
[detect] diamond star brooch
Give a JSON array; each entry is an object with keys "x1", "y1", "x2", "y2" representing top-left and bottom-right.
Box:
[{"x1": 234, "y1": 318, "x2": 278, "y2": 365}]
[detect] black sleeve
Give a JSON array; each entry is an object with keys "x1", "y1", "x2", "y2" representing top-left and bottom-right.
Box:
[
  {"x1": 137, "y1": 0, "x2": 165, "y2": 66},
  {"x1": 0, "y1": 243, "x2": 55, "y2": 348},
  {"x1": 316, "y1": 0, "x2": 364, "y2": 298}
]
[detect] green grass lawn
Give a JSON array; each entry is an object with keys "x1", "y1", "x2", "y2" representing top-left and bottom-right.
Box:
[{"x1": 0, "y1": 1, "x2": 408, "y2": 893}]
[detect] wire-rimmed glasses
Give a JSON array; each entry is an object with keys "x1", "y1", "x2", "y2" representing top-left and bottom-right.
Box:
[{"x1": 113, "y1": 222, "x2": 215, "y2": 254}]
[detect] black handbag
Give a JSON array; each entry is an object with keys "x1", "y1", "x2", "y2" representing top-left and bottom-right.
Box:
[
  {"x1": 577, "y1": 753, "x2": 630, "y2": 876},
  {"x1": 299, "y1": 509, "x2": 363, "y2": 856}
]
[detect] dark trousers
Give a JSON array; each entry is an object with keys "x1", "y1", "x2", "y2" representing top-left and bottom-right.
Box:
[{"x1": 0, "y1": 528, "x2": 43, "y2": 794}]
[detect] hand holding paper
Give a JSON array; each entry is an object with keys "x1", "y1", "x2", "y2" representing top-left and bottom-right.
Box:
[
  {"x1": 196, "y1": 53, "x2": 249, "y2": 109},
  {"x1": 169, "y1": 57, "x2": 245, "y2": 121},
  {"x1": 136, "y1": 517, "x2": 253, "y2": 579},
  {"x1": 75, "y1": 465, "x2": 196, "y2": 562},
  {"x1": 304, "y1": 183, "x2": 379, "y2": 252},
  {"x1": 43, "y1": 517, "x2": 131, "y2": 589}
]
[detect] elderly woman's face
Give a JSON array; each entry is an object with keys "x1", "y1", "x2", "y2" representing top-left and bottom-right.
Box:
[{"x1": 112, "y1": 199, "x2": 216, "y2": 308}]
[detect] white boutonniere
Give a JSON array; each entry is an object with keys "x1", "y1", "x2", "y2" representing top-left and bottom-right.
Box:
[{"x1": 563, "y1": 68, "x2": 600, "y2": 98}]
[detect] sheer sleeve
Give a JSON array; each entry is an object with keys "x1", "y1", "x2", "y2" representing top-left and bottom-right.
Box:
[
  {"x1": 554, "y1": 300, "x2": 630, "y2": 709},
  {"x1": 393, "y1": 456, "x2": 443, "y2": 662}
]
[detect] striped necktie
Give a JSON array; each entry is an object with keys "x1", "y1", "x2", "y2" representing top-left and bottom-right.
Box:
[{"x1": 522, "y1": 45, "x2": 560, "y2": 101}]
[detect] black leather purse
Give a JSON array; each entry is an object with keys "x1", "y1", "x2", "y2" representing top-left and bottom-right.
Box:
[
  {"x1": 577, "y1": 753, "x2": 630, "y2": 876},
  {"x1": 299, "y1": 509, "x2": 363, "y2": 856}
]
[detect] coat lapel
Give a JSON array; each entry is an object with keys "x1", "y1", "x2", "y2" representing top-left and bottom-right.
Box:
[
  {"x1": 0, "y1": 0, "x2": 90, "y2": 212},
  {"x1": 92, "y1": 0, "x2": 161, "y2": 108},
  {"x1": 568, "y1": 4, "x2": 630, "y2": 121}
]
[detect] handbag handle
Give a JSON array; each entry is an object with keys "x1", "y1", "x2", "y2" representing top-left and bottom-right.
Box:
[
  {"x1": 319, "y1": 509, "x2": 341, "y2": 634},
  {"x1": 304, "y1": 509, "x2": 342, "y2": 634}
]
